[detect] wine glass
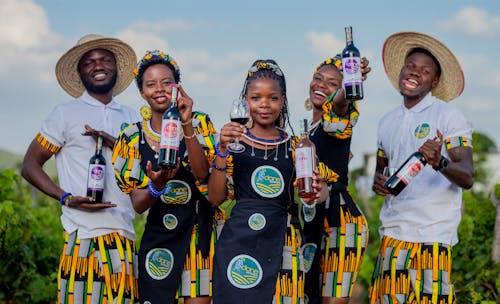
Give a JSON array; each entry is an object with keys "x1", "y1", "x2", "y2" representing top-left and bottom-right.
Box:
[{"x1": 227, "y1": 98, "x2": 249, "y2": 153}]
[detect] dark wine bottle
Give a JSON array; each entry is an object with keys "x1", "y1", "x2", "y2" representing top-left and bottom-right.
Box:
[
  {"x1": 158, "y1": 85, "x2": 181, "y2": 168},
  {"x1": 87, "y1": 135, "x2": 106, "y2": 203},
  {"x1": 341, "y1": 26, "x2": 364, "y2": 100},
  {"x1": 295, "y1": 119, "x2": 317, "y2": 200},
  {"x1": 384, "y1": 151, "x2": 427, "y2": 195}
]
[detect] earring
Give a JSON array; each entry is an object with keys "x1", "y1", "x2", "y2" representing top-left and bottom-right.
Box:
[
  {"x1": 304, "y1": 98, "x2": 312, "y2": 111},
  {"x1": 140, "y1": 105, "x2": 152, "y2": 120}
]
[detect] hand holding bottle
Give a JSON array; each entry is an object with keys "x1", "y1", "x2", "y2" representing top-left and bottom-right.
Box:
[
  {"x1": 418, "y1": 129, "x2": 444, "y2": 169},
  {"x1": 176, "y1": 85, "x2": 194, "y2": 125},
  {"x1": 63, "y1": 195, "x2": 117, "y2": 210},
  {"x1": 146, "y1": 158, "x2": 180, "y2": 192},
  {"x1": 294, "y1": 169, "x2": 328, "y2": 205}
]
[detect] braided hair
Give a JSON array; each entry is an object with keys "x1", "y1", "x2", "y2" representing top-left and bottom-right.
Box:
[
  {"x1": 134, "y1": 50, "x2": 181, "y2": 92},
  {"x1": 242, "y1": 59, "x2": 291, "y2": 129}
]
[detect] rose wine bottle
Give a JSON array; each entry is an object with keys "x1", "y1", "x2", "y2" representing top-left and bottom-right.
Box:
[
  {"x1": 384, "y1": 151, "x2": 427, "y2": 195},
  {"x1": 158, "y1": 85, "x2": 181, "y2": 168},
  {"x1": 87, "y1": 135, "x2": 106, "y2": 202},
  {"x1": 341, "y1": 26, "x2": 364, "y2": 100},
  {"x1": 295, "y1": 119, "x2": 317, "y2": 200}
]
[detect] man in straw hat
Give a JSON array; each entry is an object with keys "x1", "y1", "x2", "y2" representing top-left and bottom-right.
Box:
[
  {"x1": 370, "y1": 32, "x2": 474, "y2": 303},
  {"x1": 21, "y1": 34, "x2": 140, "y2": 303}
]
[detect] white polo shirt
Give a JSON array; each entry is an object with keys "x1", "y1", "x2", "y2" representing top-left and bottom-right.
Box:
[
  {"x1": 40, "y1": 91, "x2": 140, "y2": 240},
  {"x1": 377, "y1": 94, "x2": 473, "y2": 246}
]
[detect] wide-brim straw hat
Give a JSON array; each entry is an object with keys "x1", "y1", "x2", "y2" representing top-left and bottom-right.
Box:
[
  {"x1": 55, "y1": 34, "x2": 137, "y2": 98},
  {"x1": 382, "y1": 31, "x2": 464, "y2": 102}
]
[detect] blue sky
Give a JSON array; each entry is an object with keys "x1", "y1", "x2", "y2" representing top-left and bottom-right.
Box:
[{"x1": 1, "y1": 0, "x2": 499, "y2": 168}]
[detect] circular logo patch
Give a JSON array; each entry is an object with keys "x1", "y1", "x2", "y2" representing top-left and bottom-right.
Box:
[
  {"x1": 414, "y1": 123, "x2": 430, "y2": 139},
  {"x1": 248, "y1": 213, "x2": 266, "y2": 231},
  {"x1": 227, "y1": 254, "x2": 263, "y2": 289},
  {"x1": 145, "y1": 248, "x2": 174, "y2": 280},
  {"x1": 301, "y1": 243, "x2": 317, "y2": 273},
  {"x1": 251, "y1": 165, "x2": 284, "y2": 198},
  {"x1": 161, "y1": 180, "x2": 191, "y2": 204},
  {"x1": 163, "y1": 213, "x2": 178, "y2": 230},
  {"x1": 302, "y1": 200, "x2": 316, "y2": 223}
]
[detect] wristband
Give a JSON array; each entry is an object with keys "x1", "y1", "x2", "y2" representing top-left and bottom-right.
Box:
[
  {"x1": 212, "y1": 159, "x2": 228, "y2": 172},
  {"x1": 60, "y1": 192, "x2": 73, "y2": 206},
  {"x1": 184, "y1": 132, "x2": 197, "y2": 140},
  {"x1": 181, "y1": 119, "x2": 192, "y2": 126},
  {"x1": 148, "y1": 180, "x2": 169, "y2": 199},
  {"x1": 215, "y1": 142, "x2": 229, "y2": 158}
]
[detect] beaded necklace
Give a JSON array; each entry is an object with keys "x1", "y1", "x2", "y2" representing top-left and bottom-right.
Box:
[
  {"x1": 140, "y1": 120, "x2": 160, "y2": 159},
  {"x1": 241, "y1": 127, "x2": 291, "y2": 160}
]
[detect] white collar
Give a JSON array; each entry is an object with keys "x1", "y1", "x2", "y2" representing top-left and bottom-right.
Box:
[{"x1": 79, "y1": 91, "x2": 121, "y2": 110}]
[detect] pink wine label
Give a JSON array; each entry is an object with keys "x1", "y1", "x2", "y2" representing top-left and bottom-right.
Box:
[
  {"x1": 160, "y1": 119, "x2": 181, "y2": 150},
  {"x1": 295, "y1": 147, "x2": 314, "y2": 179},
  {"x1": 395, "y1": 157, "x2": 423, "y2": 185}
]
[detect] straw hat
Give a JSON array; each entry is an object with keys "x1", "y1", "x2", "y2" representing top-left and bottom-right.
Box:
[
  {"x1": 382, "y1": 31, "x2": 464, "y2": 102},
  {"x1": 55, "y1": 34, "x2": 137, "y2": 98}
]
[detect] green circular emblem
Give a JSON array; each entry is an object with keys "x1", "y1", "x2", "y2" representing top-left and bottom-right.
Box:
[
  {"x1": 163, "y1": 213, "x2": 178, "y2": 230},
  {"x1": 161, "y1": 180, "x2": 191, "y2": 204},
  {"x1": 251, "y1": 165, "x2": 284, "y2": 198},
  {"x1": 227, "y1": 254, "x2": 263, "y2": 289},
  {"x1": 414, "y1": 123, "x2": 431, "y2": 139},
  {"x1": 248, "y1": 213, "x2": 266, "y2": 231},
  {"x1": 302, "y1": 200, "x2": 316, "y2": 223},
  {"x1": 301, "y1": 243, "x2": 317, "y2": 273},
  {"x1": 145, "y1": 248, "x2": 174, "y2": 280}
]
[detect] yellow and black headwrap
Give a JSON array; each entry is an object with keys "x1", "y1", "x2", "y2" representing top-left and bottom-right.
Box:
[{"x1": 314, "y1": 54, "x2": 342, "y2": 74}]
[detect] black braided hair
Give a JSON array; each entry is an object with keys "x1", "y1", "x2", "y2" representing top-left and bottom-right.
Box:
[
  {"x1": 242, "y1": 59, "x2": 291, "y2": 129},
  {"x1": 135, "y1": 56, "x2": 181, "y2": 92}
]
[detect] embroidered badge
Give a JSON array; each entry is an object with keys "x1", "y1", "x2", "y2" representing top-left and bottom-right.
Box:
[
  {"x1": 163, "y1": 213, "x2": 178, "y2": 230},
  {"x1": 145, "y1": 248, "x2": 174, "y2": 280},
  {"x1": 414, "y1": 123, "x2": 430, "y2": 139},
  {"x1": 161, "y1": 180, "x2": 191, "y2": 204},
  {"x1": 251, "y1": 165, "x2": 284, "y2": 198},
  {"x1": 302, "y1": 201, "x2": 316, "y2": 223},
  {"x1": 248, "y1": 213, "x2": 266, "y2": 231},
  {"x1": 302, "y1": 243, "x2": 317, "y2": 273},
  {"x1": 227, "y1": 254, "x2": 263, "y2": 289}
]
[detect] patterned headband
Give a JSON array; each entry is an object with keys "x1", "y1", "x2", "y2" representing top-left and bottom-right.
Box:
[
  {"x1": 247, "y1": 60, "x2": 284, "y2": 78},
  {"x1": 133, "y1": 50, "x2": 180, "y2": 79},
  {"x1": 314, "y1": 55, "x2": 342, "y2": 74}
]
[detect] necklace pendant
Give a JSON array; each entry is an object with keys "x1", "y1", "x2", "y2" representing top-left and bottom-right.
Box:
[{"x1": 154, "y1": 153, "x2": 159, "y2": 159}]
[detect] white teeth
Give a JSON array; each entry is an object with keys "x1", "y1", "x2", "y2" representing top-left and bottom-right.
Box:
[
  {"x1": 314, "y1": 90, "x2": 327, "y2": 97},
  {"x1": 408, "y1": 79, "x2": 418, "y2": 84},
  {"x1": 93, "y1": 73, "x2": 106, "y2": 80}
]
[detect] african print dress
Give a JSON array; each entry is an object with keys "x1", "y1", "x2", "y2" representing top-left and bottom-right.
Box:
[
  {"x1": 302, "y1": 100, "x2": 369, "y2": 302},
  {"x1": 113, "y1": 111, "x2": 219, "y2": 303}
]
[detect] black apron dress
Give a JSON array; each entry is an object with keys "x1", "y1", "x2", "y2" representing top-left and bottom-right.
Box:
[{"x1": 212, "y1": 140, "x2": 296, "y2": 304}]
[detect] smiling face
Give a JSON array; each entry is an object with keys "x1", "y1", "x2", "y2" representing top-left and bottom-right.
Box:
[
  {"x1": 245, "y1": 77, "x2": 285, "y2": 129},
  {"x1": 140, "y1": 63, "x2": 176, "y2": 114},
  {"x1": 309, "y1": 64, "x2": 342, "y2": 109},
  {"x1": 78, "y1": 49, "x2": 117, "y2": 95},
  {"x1": 398, "y1": 51, "x2": 440, "y2": 105}
]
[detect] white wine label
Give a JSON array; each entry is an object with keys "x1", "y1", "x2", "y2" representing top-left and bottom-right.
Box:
[
  {"x1": 342, "y1": 57, "x2": 362, "y2": 86},
  {"x1": 295, "y1": 147, "x2": 314, "y2": 179},
  {"x1": 160, "y1": 119, "x2": 181, "y2": 150},
  {"x1": 87, "y1": 164, "x2": 105, "y2": 190},
  {"x1": 396, "y1": 156, "x2": 424, "y2": 185}
]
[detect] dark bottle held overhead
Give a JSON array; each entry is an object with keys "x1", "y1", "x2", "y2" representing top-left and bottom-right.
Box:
[
  {"x1": 341, "y1": 26, "x2": 364, "y2": 101},
  {"x1": 87, "y1": 135, "x2": 106, "y2": 203},
  {"x1": 158, "y1": 85, "x2": 181, "y2": 168}
]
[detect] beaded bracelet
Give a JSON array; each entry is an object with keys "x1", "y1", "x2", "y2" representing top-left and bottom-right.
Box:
[
  {"x1": 181, "y1": 118, "x2": 192, "y2": 126},
  {"x1": 212, "y1": 159, "x2": 228, "y2": 172},
  {"x1": 148, "y1": 180, "x2": 168, "y2": 198},
  {"x1": 184, "y1": 132, "x2": 197, "y2": 140},
  {"x1": 60, "y1": 192, "x2": 73, "y2": 206},
  {"x1": 215, "y1": 142, "x2": 229, "y2": 158}
]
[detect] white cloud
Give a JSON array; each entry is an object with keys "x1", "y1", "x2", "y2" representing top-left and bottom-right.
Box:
[
  {"x1": 440, "y1": 6, "x2": 500, "y2": 36},
  {"x1": 306, "y1": 32, "x2": 344, "y2": 57},
  {"x1": 459, "y1": 53, "x2": 500, "y2": 89}
]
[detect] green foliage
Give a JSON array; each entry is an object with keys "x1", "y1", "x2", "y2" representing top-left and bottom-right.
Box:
[
  {"x1": 472, "y1": 133, "x2": 497, "y2": 154},
  {"x1": 0, "y1": 169, "x2": 62, "y2": 303}
]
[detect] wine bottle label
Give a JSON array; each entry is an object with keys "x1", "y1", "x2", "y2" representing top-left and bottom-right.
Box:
[
  {"x1": 295, "y1": 147, "x2": 314, "y2": 178},
  {"x1": 342, "y1": 57, "x2": 362, "y2": 86},
  {"x1": 160, "y1": 119, "x2": 181, "y2": 150},
  {"x1": 395, "y1": 156, "x2": 424, "y2": 185},
  {"x1": 87, "y1": 164, "x2": 105, "y2": 190}
]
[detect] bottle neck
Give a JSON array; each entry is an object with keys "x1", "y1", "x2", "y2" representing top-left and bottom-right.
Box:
[
  {"x1": 96, "y1": 136, "x2": 103, "y2": 155},
  {"x1": 345, "y1": 27, "x2": 353, "y2": 44}
]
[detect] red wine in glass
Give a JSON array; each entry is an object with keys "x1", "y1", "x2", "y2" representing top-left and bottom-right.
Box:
[{"x1": 230, "y1": 117, "x2": 249, "y2": 125}]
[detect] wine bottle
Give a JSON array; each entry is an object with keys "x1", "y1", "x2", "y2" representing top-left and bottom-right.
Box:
[
  {"x1": 341, "y1": 26, "x2": 364, "y2": 100},
  {"x1": 384, "y1": 151, "x2": 427, "y2": 195},
  {"x1": 158, "y1": 84, "x2": 181, "y2": 168},
  {"x1": 295, "y1": 119, "x2": 317, "y2": 200},
  {"x1": 87, "y1": 135, "x2": 106, "y2": 203}
]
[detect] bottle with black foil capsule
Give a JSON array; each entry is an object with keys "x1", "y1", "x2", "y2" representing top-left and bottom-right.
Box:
[
  {"x1": 87, "y1": 135, "x2": 106, "y2": 203},
  {"x1": 295, "y1": 119, "x2": 317, "y2": 200},
  {"x1": 384, "y1": 151, "x2": 427, "y2": 195},
  {"x1": 341, "y1": 26, "x2": 364, "y2": 100},
  {"x1": 158, "y1": 84, "x2": 181, "y2": 168}
]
